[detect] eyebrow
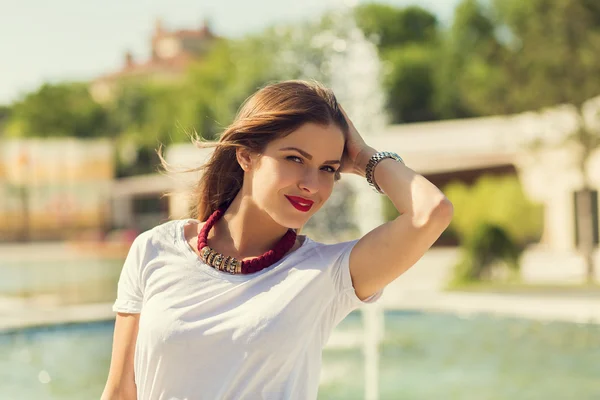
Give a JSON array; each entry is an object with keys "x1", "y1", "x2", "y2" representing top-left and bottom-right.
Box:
[{"x1": 279, "y1": 147, "x2": 341, "y2": 165}]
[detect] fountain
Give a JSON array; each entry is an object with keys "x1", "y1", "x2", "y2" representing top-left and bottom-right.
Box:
[{"x1": 269, "y1": 4, "x2": 388, "y2": 399}]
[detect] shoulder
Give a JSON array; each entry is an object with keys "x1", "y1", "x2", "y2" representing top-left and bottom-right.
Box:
[
  {"x1": 302, "y1": 237, "x2": 359, "y2": 266},
  {"x1": 129, "y1": 219, "x2": 190, "y2": 255},
  {"x1": 301, "y1": 238, "x2": 362, "y2": 296}
]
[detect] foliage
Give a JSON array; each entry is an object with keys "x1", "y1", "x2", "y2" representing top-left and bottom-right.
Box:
[
  {"x1": 111, "y1": 39, "x2": 280, "y2": 175},
  {"x1": 0, "y1": 105, "x2": 11, "y2": 136},
  {"x1": 354, "y1": 4, "x2": 442, "y2": 123},
  {"x1": 382, "y1": 44, "x2": 437, "y2": 122},
  {"x1": 107, "y1": 82, "x2": 185, "y2": 176},
  {"x1": 452, "y1": 222, "x2": 522, "y2": 284},
  {"x1": 182, "y1": 38, "x2": 282, "y2": 138},
  {"x1": 354, "y1": 4, "x2": 439, "y2": 49},
  {"x1": 465, "y1": 0, "x2": 600, "y2": 281},
  {"x1": 432, "y1": 0, "x2": 508, "y2": 118},
  {"x1": 448, "y1": 174, "x2": 539, "y2": 284},
  {"x1": 444, "y1": 175, "x2": 543, "y2": 245},
  {"x1": 7, "y1": 83, "x2": 110, "y2": 138},
  {"x1": 489, "y1": 0, "x2": 600, "y2": 112}
]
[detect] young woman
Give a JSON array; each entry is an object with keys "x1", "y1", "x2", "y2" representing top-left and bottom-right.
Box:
[{"x1": 101, "y1": 80, "x2": 453, "y2": 400}]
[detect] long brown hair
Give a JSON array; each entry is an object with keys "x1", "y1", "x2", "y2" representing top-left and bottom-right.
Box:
[{"x1": 162, "y1": 80, "x2": 349, "y2": 221}]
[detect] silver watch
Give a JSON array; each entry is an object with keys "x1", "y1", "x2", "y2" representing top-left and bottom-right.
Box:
[{"x1": 365, "y1": 151, "x2": 404, "y2": 194}]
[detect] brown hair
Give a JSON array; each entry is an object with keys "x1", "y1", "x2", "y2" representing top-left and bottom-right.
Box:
[{"x1": 164, "y1": 80, "x2": 349, "y2": 221}]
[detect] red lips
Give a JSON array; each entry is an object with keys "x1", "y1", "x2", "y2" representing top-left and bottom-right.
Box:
[{"x1": 285, "y1": 195, "x2": 314, "y2": 212}]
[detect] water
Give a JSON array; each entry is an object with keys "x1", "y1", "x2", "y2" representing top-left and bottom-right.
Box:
[
  {"x1": 2, "y1": 311, "x2": 599, "y2": 400},
  {"x1": 0, "y1": 257, "x2": 122, "y2": 304}
]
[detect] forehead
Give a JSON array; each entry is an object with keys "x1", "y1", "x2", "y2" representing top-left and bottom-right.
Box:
[{"x1": 270, "y1": 122, "x2": 345, "y2": 154}]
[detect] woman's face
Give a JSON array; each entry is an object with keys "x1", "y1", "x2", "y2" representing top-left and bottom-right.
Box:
[{"x1": 244, "y1": 122, "x2": 345, "y2": 229}]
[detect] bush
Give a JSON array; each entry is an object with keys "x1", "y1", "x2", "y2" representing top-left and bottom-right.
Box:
[
  {"x1": 445, "y1": 175, "x2": 543, "y2": 246},
  {"x1": 452, "y1": 222, "x2": 522, "y2": 284}
]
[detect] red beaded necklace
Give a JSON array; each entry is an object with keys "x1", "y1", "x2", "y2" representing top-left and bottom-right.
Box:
[{"x1": 197, "y1": 207, "x2": 298, "y2": 274}]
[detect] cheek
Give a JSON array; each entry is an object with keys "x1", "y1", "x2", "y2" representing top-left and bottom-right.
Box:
[
  {"x1": 271, "y1": 160, "x2": 302, "y2": 185},
  {"x1": 253, "y1": 160, "x2": 295, "y2": 192}
]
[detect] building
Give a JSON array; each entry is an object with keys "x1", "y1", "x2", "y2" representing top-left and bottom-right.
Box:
[
  {"x1": 0, "y1": 138, "x2": 114, "y2": 241},
  {"x1": 90, "y1": 18, "x2": 218, "y2": 103}
]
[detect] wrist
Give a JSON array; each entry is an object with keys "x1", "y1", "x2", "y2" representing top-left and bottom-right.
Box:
[
  {"x1": 364, "y1": 151, "x2": 405, "y2": 194},
  {"x1": 353, "y1": 146, "x2": 378, "y2": 177}
]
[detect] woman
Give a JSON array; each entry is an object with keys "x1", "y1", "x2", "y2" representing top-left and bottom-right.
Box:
[{"x1": 101, "y1": 80, "x2": 453, "y2": 400}]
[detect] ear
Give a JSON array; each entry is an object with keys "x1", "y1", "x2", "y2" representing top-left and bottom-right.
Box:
[{"x1": 236, "y1": 147, "x2": 254, "y2": 172}]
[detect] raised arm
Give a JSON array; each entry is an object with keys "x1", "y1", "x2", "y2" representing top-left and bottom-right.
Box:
[
  {"x1": 340, "y1": 110, "x2": 453, "y2": 300},
  {"x1": 101, "y1": 313, "x2": 140, "y2": 400}
]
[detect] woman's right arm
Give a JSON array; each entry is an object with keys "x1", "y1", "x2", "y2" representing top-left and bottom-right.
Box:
[{"x1": 101, "y1": 312, "x2": 140, "y2": 400}]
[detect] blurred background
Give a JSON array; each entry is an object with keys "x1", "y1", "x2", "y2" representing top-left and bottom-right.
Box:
[{"x1": 1, "y1": 0, "x2": 600, "y2": 399}]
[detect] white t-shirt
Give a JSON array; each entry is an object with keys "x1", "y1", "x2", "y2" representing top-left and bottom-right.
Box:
[{"x1": 113, "y1": 219, "x2": 382, "y2": 400}]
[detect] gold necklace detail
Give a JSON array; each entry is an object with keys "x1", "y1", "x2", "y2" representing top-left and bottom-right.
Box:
[{"x1": 199, "y1": 246, "x2": 242, "y2": 274}]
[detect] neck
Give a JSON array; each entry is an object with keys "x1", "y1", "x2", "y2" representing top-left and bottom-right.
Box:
[{"x1": 209, "y1": 192, "x2": 292, "y2": 259}]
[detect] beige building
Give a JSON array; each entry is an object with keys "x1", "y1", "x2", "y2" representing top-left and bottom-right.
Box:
[
  {"x1": 0, "y1": 138, "x2": 114, "y2": 241},
  {"x1": 90, "y1": 18, "x2": 219, "y2": 103}
]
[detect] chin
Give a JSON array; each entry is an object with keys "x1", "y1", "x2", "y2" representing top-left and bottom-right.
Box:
[{"x1": 276, "y1": 216, "x2": 306, "y2": 231}]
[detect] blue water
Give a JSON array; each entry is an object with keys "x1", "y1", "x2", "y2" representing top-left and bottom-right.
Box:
[
  {"x1": 1, "y1": 311, "x2": 599, "y2": 399},
  {"x1": 1, "y1": 258, "x2": 122, "y2": 303}
]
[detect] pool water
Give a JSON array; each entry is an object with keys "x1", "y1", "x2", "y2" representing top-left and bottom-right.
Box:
[
  {"x1": 2, "y1": 311, "x2": 599, "y2": 399},
  {"x1": 1, "y1": 258, "x2": 123, "y2": 304}
]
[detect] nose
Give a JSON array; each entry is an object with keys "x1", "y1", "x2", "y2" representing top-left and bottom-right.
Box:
[{"x1": 298, "y1": 168, "x2": 319, "y2": 194}]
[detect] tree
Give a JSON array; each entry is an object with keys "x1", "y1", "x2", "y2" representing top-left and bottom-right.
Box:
[
  {"x1": 354, "y1": 4, "x2": 442, "y2": 123},
  {"x1": 0, "y1": 105, "x2": 11, "y2": 136},
  {"x1": 183, "y1": 39, "x2": 279, "y2": 139},
  {"x1": 383, "y1": 44, "x2": 437, "y2": 122},
  {"x1": 433, "y1": 0, "x2": 508, "y2": 119},
  {"x1": 7, "y1": 83, "x2": 110, "y2": 138},
  {"x1": 107, "y1": 38, "x2": 281, "y2": 176},
  {"x1": 468, "y1": 0, "x2": 600, "y2": 281},
  {"x1": 482, "y1": 0, "x2": 600, "y2": 114},
  {"x1": 354, "y1": 4, "x2": 438, "y2": 49}
]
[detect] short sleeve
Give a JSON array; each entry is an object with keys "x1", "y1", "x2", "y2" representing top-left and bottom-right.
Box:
[
  {"x1": 332, "y1": 239, "x2": 384, "y2": 302},
  {"x1": 112, "y1": 233, "x2": 149, "y2": 313},
  {"x1": 322, "y1": 239, "x2": 385, "y2": 326}
]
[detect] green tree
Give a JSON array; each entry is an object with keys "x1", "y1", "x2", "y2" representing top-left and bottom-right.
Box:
[
  {"x1": 354, "y1": 4, "x2": 442, "y2": 123},
  {"x1": 433, "y1": 0, "x2": 507, "y2": 119},
  {"x1": 108, "y1": 38, "x2": 280, "y2": 176},
  {"x1": 0, "y1": 105, "x2": 11, "y2": 136},
  {"x1": 182, "y1": 39, "x2": 278, "y2": 139},
  {"x1": 471, "y1": 0, "x2": 600, "y2": 281},
  {"x1": 106, "y1": 82, "x2": 175, "y2": 176},
  {"x1": 489, "y1": 0, "x2": 600, "y2": 113},
  {"x1": 7, "y1": 83, "x2": 110, "y2": 138},
  {"x1": 354, "y1": 4, "x2": 438, "y2": 49},
  {"x1": 383, "y1": 44, "x2": 437, "y2": 122}
]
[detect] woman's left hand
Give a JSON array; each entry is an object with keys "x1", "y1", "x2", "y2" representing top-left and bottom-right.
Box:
[{"x1": 339, "y1": 106, "x2": 377, "y2": 177}]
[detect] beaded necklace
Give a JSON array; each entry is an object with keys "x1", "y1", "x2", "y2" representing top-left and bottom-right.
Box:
[{"x1": 197, "y1": 207, "x2": 297, "y2": 274}]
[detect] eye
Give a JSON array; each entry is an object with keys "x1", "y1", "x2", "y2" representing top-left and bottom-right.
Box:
[
  {"x1": 286, "y1": 155, "x2": 303, "y2": 163},
  {"x1": 321, "y1": 166, "x2": 338, "y2": 174}
]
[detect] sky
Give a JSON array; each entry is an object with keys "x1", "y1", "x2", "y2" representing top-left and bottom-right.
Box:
[{"x1": 0, "y1": 0, "x2": 460, "y2": 105}]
